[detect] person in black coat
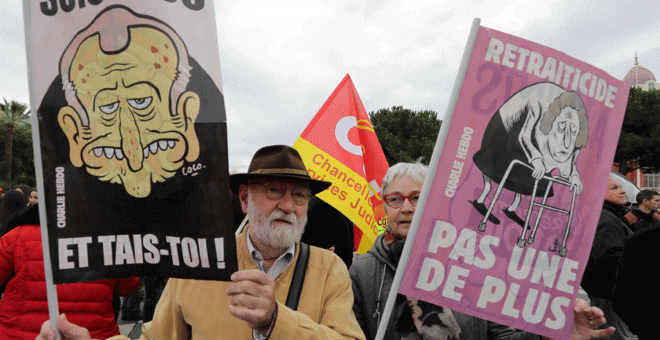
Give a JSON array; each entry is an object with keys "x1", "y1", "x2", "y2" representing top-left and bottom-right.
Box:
[
  {"x1": 625, "y1": 189, "x2": 660, "y2": 232},
  {"x1": 301, "y1": 196, "x2": 354, "y2": 267},
  {"x1": 582, "y1": 177, "x2": 638, "y2": 339}
]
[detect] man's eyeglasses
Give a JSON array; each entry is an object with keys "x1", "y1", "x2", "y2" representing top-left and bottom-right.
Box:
[
  {"x1": 383, "y1": 192, "x2": 420, "y2": 208},
  {"x1": 252, "y1": 182, "x2": 312, "y2": 206}
]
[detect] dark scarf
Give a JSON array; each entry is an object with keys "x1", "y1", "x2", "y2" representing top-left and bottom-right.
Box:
[
  {"x1": 383, "y1": 228, "x2": 462, "y2": 340},
  {"x1": 602, "y1": 200, "x2": 633, "y2": 231},
  {"x1": 603, "y1": 200, "x2": 628, "y2": 219}
]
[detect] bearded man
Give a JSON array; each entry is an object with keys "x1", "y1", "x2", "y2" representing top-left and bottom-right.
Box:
[{"x1": 39, "y1": 145, "x2": 366, "y2": 340}]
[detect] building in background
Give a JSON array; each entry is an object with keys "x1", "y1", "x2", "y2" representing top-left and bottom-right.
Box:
[{"x1": 623, "y1": 54, "x2": 660, "y2": 91}]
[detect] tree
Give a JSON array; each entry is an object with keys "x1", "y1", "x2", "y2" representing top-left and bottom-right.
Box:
[
  {"x1": 369, "y1": 106, "x2": 442, "y2": 165},
  {"x1": 614, "y1": 87, "x2": 660, "y2": 176},
  {"x1": 0, "y1": 121, "x2": 36, "y2": 190},
  {"x1": 0, "y1": 98, "x2": 31, "y2": 186},
  {"x1": 9, "y1": 123, "x2": 36, "y2": 187}
]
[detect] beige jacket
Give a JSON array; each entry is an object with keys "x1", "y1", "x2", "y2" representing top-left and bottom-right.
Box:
[{"x1": 109, "y1": 228, "x2": 365, "y2": 339}]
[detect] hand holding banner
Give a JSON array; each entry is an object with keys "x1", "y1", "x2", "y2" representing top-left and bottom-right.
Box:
[{"x1": 24, "y1": 1, "x2": 238, "y2": 337}]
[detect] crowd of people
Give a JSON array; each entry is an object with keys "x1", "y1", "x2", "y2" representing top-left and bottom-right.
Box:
[{"x1": 24, "y1": 145, "x2": 636, "y2": 340}]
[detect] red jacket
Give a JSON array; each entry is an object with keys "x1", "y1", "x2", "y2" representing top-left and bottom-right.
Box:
[{"x1": 0, "y1": 224, "x2": 138, "y2": 339}]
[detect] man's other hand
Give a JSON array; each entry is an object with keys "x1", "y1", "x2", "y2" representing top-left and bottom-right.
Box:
[
  {"x1": 36, "y1": 314, "x2": 91, "y2": 340},
  {"x1": 227, "y1": 269, "x2": 277, "y2": 333},
  {"x1": 570, "y1": 298, "x2": 615, "y2": 340}
]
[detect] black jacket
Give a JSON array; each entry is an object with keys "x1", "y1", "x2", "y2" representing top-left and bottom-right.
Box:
[
  {"x1": 582, "y1": 200, "x2": 632, "y2": 298},
  {"x1": 626, "y1": 207, "x2": 660, "y2": 232},
  {"x1": 612, "y1": 222, "x2": 660, "y2": 339}
]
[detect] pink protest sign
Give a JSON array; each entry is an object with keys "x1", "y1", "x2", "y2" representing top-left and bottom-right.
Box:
[{"x1": 399, "y1": 26, "x2": 630, "y2": 338}]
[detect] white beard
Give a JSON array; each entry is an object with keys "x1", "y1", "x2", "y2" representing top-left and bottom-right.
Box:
[{"x1": 247, "y1": 194, "x2": 307, "y2": 249}]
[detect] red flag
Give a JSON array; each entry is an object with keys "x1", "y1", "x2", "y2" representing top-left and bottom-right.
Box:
[{"x1": 293, "y1": 75, "x2": 389, "y2": 253}]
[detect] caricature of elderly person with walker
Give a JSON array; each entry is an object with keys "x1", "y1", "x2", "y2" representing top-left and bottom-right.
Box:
[{"x1": 471, "y1": 82, "x2": 588, "y2": 254}]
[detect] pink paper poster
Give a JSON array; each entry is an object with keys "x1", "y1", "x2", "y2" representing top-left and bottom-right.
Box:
[{"x1": 399, "y1": 26, "x2": 630, "y2": 339}]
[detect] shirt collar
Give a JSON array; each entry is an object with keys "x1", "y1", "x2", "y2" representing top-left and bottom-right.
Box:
[{"x1": 246, "y1": 229, "x2": 296, "y2": 280}]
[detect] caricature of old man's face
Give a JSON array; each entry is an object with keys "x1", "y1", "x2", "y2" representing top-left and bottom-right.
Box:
[
  {"x1": 58, "y1": 26, "x2": 200, "y2": 198},
  {"x1": 547, "y1": 107, "x2": 580, "y2": 163}
]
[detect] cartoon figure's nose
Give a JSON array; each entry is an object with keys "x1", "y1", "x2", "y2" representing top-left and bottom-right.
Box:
[
  {"x1": 563, "y1": 130, "x2": 572, "y2": 149},
  {"x1": 119, "y1": 106, "x2": 144, "y2": 171}
]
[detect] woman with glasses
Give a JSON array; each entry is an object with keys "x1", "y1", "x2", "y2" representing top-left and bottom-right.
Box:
[{"x1": 349, "y1": 162, "x2": 613, "y2": 340}]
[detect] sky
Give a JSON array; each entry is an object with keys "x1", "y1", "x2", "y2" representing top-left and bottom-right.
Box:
[{"x1": 2, "y1": 0, "x2": 659, "y2": 172}]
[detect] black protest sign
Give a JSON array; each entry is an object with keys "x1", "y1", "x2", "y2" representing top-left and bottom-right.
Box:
[{"x1": 24, "y1": 1, "x2": 237, "y2": 283}]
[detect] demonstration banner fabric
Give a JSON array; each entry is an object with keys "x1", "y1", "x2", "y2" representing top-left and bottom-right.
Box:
[
  {"x1": 398, "y1": 26, "x2": 630, "y2": 339},
  {"x1": 24, "y1": 1, "x2": 238, "y2": 284},
  {"x1": 293, "y1": 75, "x2": 389, "y2": 253}
]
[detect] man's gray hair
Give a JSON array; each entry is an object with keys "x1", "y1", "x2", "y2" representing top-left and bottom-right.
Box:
[{"x1": 382, "y1": 162, "x2": 428, "y2": 199}]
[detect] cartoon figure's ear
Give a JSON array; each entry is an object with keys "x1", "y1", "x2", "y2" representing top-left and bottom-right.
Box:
[
  {"x1": 179, "y1": 91, "x2": 200, "y2": 162},
  {"x1": 58, "y1": 106, "x2": 84, "y2": 167}
]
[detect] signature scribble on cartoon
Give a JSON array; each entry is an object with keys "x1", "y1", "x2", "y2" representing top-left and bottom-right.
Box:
[
  {"x1": 182, "y1": 163, "x2": 205, "y2": 176},
  {"x1": 57, "y1": 6, "x2": 201, "y2": 198},
  {"x1": 470, "y1": 82, "x2": 588, "y2": 256}
]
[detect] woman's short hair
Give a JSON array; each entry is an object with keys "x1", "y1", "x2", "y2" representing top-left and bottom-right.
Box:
[
  {"x1": 381, "y1": 162, "x2": 428, "y2": 199},
  {"x1": 17, "y1": 185, "x2": 33, "y2": 195}
]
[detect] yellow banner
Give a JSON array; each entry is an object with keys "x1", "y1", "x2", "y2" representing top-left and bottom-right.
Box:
[{"x1": 294, "y1": 138, "x2": 386, "y2": 253}]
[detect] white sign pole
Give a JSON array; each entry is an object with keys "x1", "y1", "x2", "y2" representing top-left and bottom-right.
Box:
[
  {"x1": 22, "y1": 1, "x2": 62, "y2": 339},
  {"x1": 374, "y1": 17, "x2": 481, "y2": 340}
]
